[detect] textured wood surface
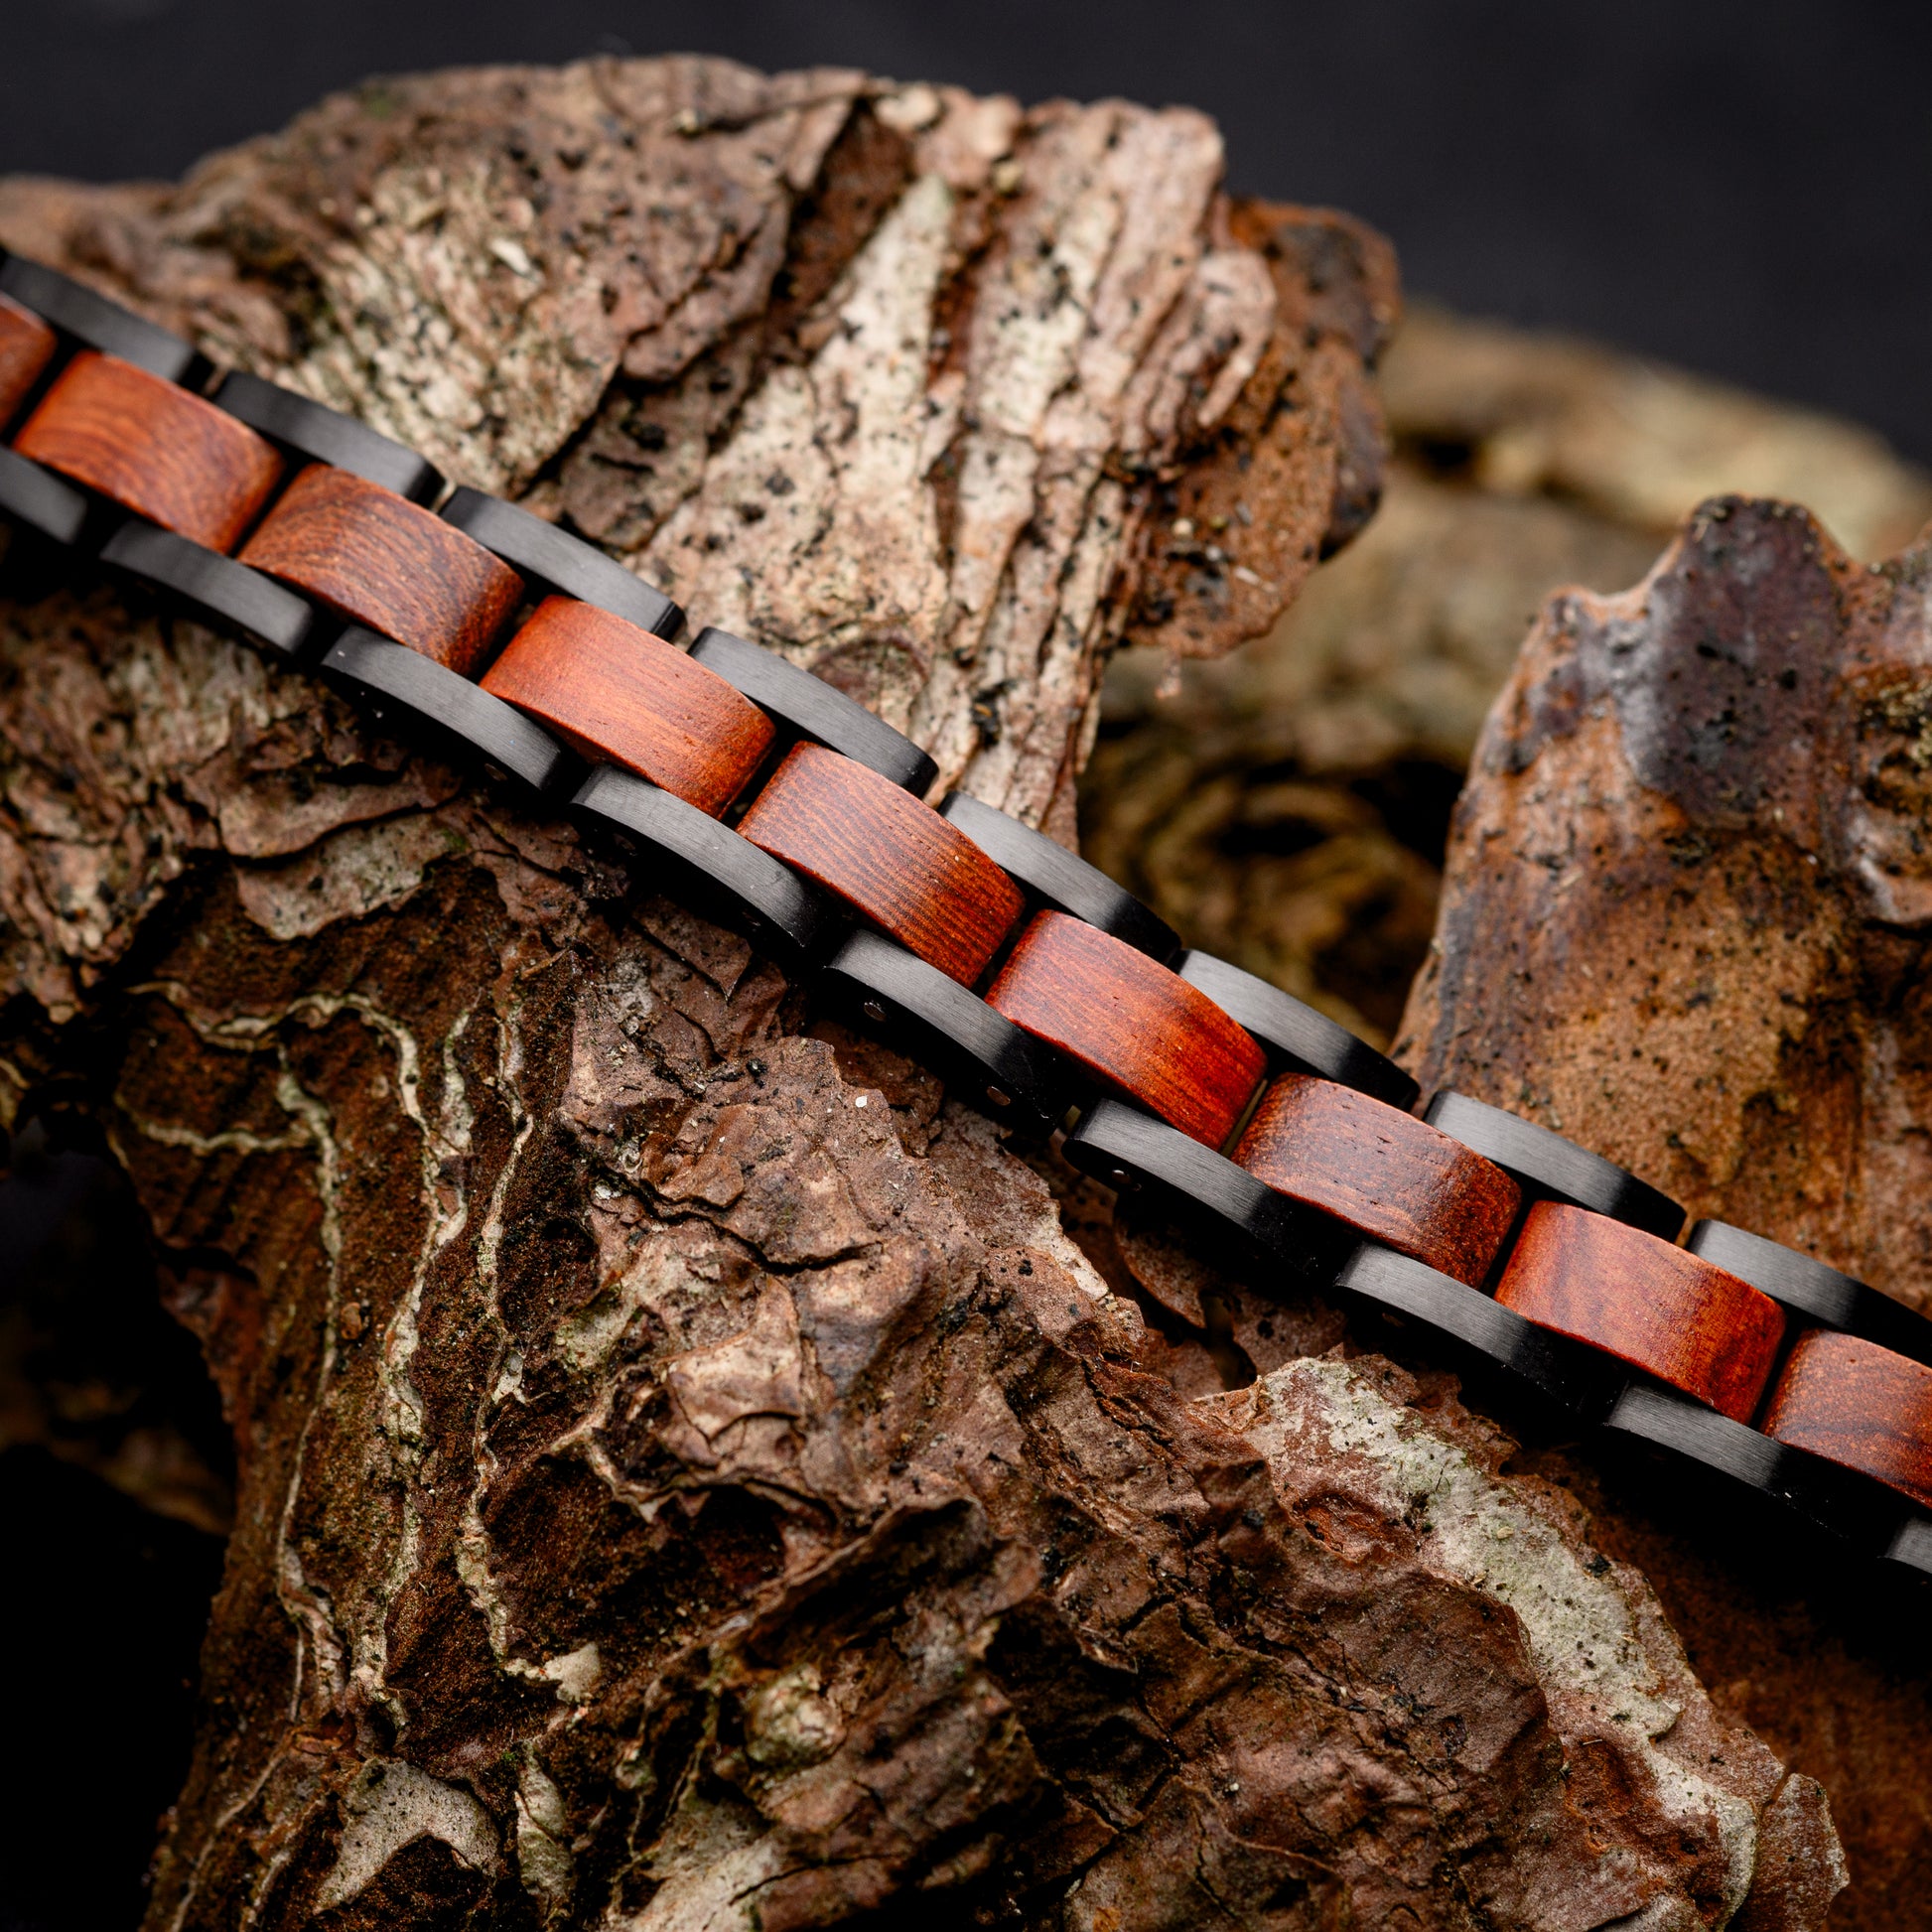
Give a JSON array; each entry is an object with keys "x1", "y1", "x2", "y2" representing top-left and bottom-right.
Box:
[
  {"x1": 987, "y1": 910, "x2": 1266, "y2": 1147},
  {"x1": 1495, "y1": 1202, "x2": 1785, "y2": 1421},
  {"x1": 1765, "y1": 1330, "x2": 1932, "y2": 1510},
  {"x1": 483, "y1": 595, "x2": 772, "y2": 815},
  {"x1": 240, "y1": 465, "x2": 522, "y2": 674},
  {"x1": 738, "y1": 741, "x2": 1024, "y2": 983},
  {"x1": 0, "y1": 290, "x2": 55, "y2": 427},
  {"x1": 1233, "y1": 1072, "x2": 1520, "y2": 1285},
  {"x1": 1391, "y1": 497, "x2": 1932, "y2": 1925},
  {"x1": 0, "y1": 57, "x2": 1848, "y2": 1932},
  {"x1": 13, "y1": 350, "x2": 282, "y2": 549}
]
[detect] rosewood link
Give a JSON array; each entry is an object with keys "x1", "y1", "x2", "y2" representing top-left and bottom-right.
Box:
[
  {"x1": 240, "y1": 465, "x2": 523, "y2": 676},
  {"x1": 14, "y1": 352, "x2": 284, "y2": 552},
  {"x1": 738, "y1": 743, "x2": 1025, "y2": 984},
  {"x1": 1764, "y1": 1330, "x2": 1932, "y2": 1511},
  {"x1": 1234, "y1": 1073, "x2": 1521, "y2": 1286},
  {"x1": 0, "y1": 294, "x2": 56, "y2": 428},
  {"x1": 1496, "y1": 1203, "x2": 1786, "y2": 1423},
  {"x1": 483, "y1": 597, "x2": 773, "y2": 816},
  {"x1": 987, "y1": 912, "x2": 1266, "y2": 1148}
]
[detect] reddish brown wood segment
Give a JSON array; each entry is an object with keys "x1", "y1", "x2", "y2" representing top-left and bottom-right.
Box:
[
  {"x1": 986, "y1": 911, "x2": 1266, "y2": 1147},
  {"x1": 738, "y1": 743, "x2": 1023, "y2": 983},
  {"x1": 0, "y1": 294, "x2": 57, "y2": 428},
  {"x1": 1764, "y1": 1330, "x2": 1932, "y2": 1509},
  {"x1": 1495, "y1": 1202, "x2": 1786, "y2": 1420},
  {"x1": 483, "y1": 597, "x2": 772, "y2": 815},
  {"x1": 1233, "y1": 1073, "x2": 1521, "y2": 1285},
  {"x1": 13, "y1": 350, "x2": 282, "y2": 550},
  {"x1": 240, "y1": 466, "x2": 522, "y2": 674}
]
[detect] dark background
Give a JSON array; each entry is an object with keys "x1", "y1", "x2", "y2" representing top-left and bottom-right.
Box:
[{"x1": 3, "y1": 0, "x2": 1931, "y2": 459}]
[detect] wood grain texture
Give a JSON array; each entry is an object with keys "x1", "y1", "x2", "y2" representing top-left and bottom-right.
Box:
[
  {"x1": 12, "y1": 350, "x2": 282, "y2": 550},
  {"x1": 1495, "y1": 1202, "x2": 1786, "y2": 1421},
  {"x1": 737, "y1": 741, "x2": 1024, "y2": 984},
  {"x1": 1233, "y1": 1072, "x2": 1522, "y2": 1285},
  {"x1": 1764, "y1": 1329, "x2": 1932, "y2": 1510},
  {"x1": 986, "y1": 910, "x2": 1267, "y2": 1147},
  {"x1": 0, "y1": 292, "x2": 56, "y2": 427},
  {"x1": 239, "y1": 464, "x2": 522, "y2": 674},
  {"x1": 483, "y1": 596, "x2": 771, "y2": 815}
]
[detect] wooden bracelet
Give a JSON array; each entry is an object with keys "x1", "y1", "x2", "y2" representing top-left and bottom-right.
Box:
[
  {"x1": 5, "y1": 245, "x2": 1932, "y2": 1593},
  {"x1": 15, "y1": 351, "x2": 283, "y2": 552}
]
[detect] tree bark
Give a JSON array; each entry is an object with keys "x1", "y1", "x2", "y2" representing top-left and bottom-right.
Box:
[
  {"x1": 0, "y1": 57, "x2": 1842, "y2": 1931},
  {"x1": 1079, "y1": 302, "x2": 1932, "y2": 1058},
  {"x1": 1397, "y1": 496, "x2": 1932, "y2": 1931}
]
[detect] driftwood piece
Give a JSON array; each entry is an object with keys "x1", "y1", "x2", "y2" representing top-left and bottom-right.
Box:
[
  {"x1": 0, "y1": 57, "x2": 1844, "y2": 1930},
  {"x1": 1081, "y1": 306, "x2": 1932, "y2": 1055},
  {"x1": 1398, "y1": 497, "x2": 1932, "y2": 1930}
]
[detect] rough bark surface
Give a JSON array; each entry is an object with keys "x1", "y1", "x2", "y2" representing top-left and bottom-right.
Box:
[
  {"x1": 0, "y1": 57, "x2": 1392, "y2": 873},
  {"x1": 0, "y1": 58, "x2": 1841, "y2": 1932},
  {"x1": 1398, "y1": 496, "x2": 1932, "y2": 1929},
  {"x1": 1080, "y1": 304, "x2": 1932, "y2": 1053}
]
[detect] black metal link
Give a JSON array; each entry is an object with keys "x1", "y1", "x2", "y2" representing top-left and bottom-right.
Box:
[
  {"x1": 821, "y1": 929, "x2": 1068, "y2": 1137},
  {"x1": 0, "y1": 445, "x2": 92, "y2": 549},
  {"x1": 939, "y1": 792, "x2": 1181, "y2": 962},
  {"x1": 1336, "y1": 1242, "x2": 1625, "y2": 1415},
  {"x1": 211, "y1": 370, "x2": 445, "y2": 504},
  {"x1": 0, "y1": 252, "x2": 209, "y2": 388},
  {"x1": 1424, "y1": 1091, "x2": 1685, "y2": 1238},
  {"x1": 322, "y1": 628, "x2": 578, "y2": 793},
  {"x1": 1064, "y1": 1097, "x2": 1346, "y2": 1272},
  {"x1": 1606, "y1": 1380, "x2": 1787, "y2": 1491},
  {"x1": 688, "y1": 626, "x2": 939, "y2": 794},
  {"x1": 573, "y1": 764, "x2": 838, "y2": 964},
  {"x1": 100, "y1": 520, "x2": 324, "y2": 658},
  {"x1": 1884, "y1": 1516, "x2": 1932, "y2": 1581},
  {"x1": 1687, "y1": 1220, "x2": 1932, "y2": 1367},
  {"x1": 1176, "y1": 950, "x2": 1420, "y2": 1110},
  {"x1": 441, "y1": 487, "x2": 682, "y2": 638},
  {"x1": 1601, "y1": 1380, "x2": 1905, "y2": 1549}
]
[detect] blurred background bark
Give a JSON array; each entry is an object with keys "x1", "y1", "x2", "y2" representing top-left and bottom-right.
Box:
[{"x1": 1084, "y1": 304, "x2": 1932, "y2": 1049}]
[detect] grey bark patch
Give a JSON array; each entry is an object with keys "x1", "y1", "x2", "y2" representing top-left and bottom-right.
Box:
[{"x1": 316, "y1": 1758, "x2": 498, "y2": 1909}]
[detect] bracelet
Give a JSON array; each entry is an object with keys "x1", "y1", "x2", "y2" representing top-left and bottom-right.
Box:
[{"x1": 5, "y1": 246, "x2": 1930, "y2": 1590}]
